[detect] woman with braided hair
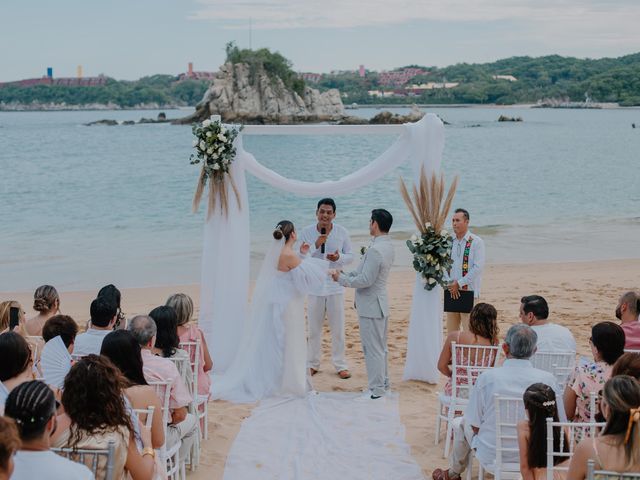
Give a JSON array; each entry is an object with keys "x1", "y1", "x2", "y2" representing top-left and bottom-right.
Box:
[
  {"x1": 4, "y1": 380, "x2": 93, "y2": 479},
  {"x1": 567, "y1": 375, "x2": 640, "y2": 479},
  {"x1": 517, "y1": 383, "x2": 569, "y2": 480}
]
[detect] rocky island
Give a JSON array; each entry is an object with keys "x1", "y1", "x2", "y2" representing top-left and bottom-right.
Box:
[{"x1": 174, "y1": 62, "x2": 344, "y2": 125}]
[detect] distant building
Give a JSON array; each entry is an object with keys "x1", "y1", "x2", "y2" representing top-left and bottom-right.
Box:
[
  {"x1": 492, "y1": 75, "x2": 517, "y2": 82},
  {"x1": 0, "y1": 72, "x2": 108, "y2": 88},
  {"x1": 367, "y1": 89, "x2": 405, "y2": 98},
  {"x1": 299, "y1": 72, "x2": 323, "y2": 83},
  {"x1": 177, "y1": 62, "x2": 216, "y2": 82},
  {"x1": 378, "y1": 68, "x2": 426, "y2": 87},
  {"x1": 406, "y1": 82, "x2": 460, "y2": 92},
  {"x1": 359, "y1": 65, "x2": 365, "y2": 78}
]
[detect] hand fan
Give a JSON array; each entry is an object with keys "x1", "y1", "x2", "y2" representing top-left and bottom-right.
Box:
[{"x1": 41, "y1": 336, "x2": 72, "y2": 389}]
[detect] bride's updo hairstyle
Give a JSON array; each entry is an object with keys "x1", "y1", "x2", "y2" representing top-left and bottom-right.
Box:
[{"x1": 273, "y1": 220, "x2": 295, "y2": 241}]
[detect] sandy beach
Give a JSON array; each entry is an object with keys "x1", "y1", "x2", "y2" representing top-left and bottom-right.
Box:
[{"x1": 3, "y1": 258, "x2": 638, "y2": 478}]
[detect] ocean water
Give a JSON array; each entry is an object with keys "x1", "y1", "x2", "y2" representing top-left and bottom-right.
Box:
[{"x1": 1, "y1": 106, "x2": 639, "y2": 292}]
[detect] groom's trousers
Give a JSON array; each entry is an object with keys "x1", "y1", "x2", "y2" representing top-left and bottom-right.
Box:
[
  {"x1": 307, "y1": 294, "x2": 348, "y2": 372},
  {"x1": 359, "y1": 315, "x2": 389, "y2": 397}
]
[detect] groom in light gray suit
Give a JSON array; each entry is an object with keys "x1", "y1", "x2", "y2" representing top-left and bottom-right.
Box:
[{"x1": 332, "y1": 209, "x2": 395, "y2": 400}]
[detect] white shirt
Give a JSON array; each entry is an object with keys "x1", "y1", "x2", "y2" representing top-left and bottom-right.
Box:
[
  {"x1": 299, "y1": 223, "x2": 354, "y2": 296},
  {"x1": 464, "y1": 358, "x2": 565, "y2": 468},
  {"x1": 12, "y1": 450, "x2": 94, "y2": 479},
  {"x1": 532, "y1": 323, "x2": 577, "y2": 353},
  {"x1": 448, "y1": 231, "x2": 485, "y2": 298},
  {"x1": 0, "y1": 381, "x2": 8, "y2": 412},
  {"x1": 73, "y1": 328, "x2": 112, "y2": 356}
]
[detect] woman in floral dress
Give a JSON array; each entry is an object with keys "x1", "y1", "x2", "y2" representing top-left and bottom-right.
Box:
[{"x1": 564, "y1": 322, "x2": 625, "y2": 437}]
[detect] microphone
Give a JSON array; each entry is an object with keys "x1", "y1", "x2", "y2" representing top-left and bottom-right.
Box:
[{"x1": 320, "y1": 227, "x2": 326, "y2": 254}]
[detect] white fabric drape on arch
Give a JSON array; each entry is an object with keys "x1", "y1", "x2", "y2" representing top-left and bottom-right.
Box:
[{"x1": 200, "y1": 113, "x2": 444, "y2": 382}]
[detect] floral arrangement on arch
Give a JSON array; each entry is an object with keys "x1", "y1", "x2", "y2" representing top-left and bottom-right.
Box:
[
  {"x1": 399, "y1": 167, "x2": 459, "y2": 290},
  {"x1": 191, "y1": 115, "x2": 244, "y2": 217}
]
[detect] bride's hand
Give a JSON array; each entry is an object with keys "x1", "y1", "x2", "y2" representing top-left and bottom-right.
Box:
[{"x1": 300, "y1": 242, "x2": 310, "y2": 255}]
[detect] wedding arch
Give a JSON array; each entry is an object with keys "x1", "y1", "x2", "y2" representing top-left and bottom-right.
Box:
[{"x1": 199, "y1": 113, "x2": 446, "y2": 383}]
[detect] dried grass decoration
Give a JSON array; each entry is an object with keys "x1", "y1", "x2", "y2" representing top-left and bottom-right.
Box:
[
  {"x1": 191, "y1": 116, "x2": 243, "y2": 218},
  {"x1": 399, "y1": 167, "x2": 459, "y2": 290}
]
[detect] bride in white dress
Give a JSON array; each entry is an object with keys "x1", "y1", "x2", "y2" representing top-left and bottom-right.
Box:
[{"x1": 212, "y1": 220, "x2": 329, "y2": 403}]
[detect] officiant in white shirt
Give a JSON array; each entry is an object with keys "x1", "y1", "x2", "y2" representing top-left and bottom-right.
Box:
[
  {"x1": 299, "y1": 198, "x2": 354, "y2": 379},
  {"x1": 446, "y1": 208, "x2": 486, "y2": 334}
]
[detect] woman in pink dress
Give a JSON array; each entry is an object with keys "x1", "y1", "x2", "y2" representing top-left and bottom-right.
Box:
[
  {"x1": 564, "y1": 322, "x2": 625, "y2": 431},
  {"x1": 167, "y1": 293, "x2": 213, "y2": 396},
  {"x1": 437, "y1": 302, "x2": 500, "y2": 397}
]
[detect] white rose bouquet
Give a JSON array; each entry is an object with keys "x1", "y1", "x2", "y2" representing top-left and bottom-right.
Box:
[
  {"x1": 399, "y1": 167, "x2": 459, "y2": 291},
  {"x1": 190, "y1": 116, "x2": 243, "y2": 177},
  {"x1": 190, "y1": 115, "x2": 244, "y2": 217},
  {"x1": 406, "y1": 225, "x2": 454, "y2": 290}
]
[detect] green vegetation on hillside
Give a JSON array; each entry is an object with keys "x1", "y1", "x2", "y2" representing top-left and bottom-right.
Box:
[
  {"x1": 2, "y1": 51, "x2": 639, "y2": 108},
  {"x1": 224, "y1": 42, "x2": 306, "y2": 96},
  {"x1": 317, "y1": 53, "x2": 640, "y2": 106},
  {"x1": 0, "y1": 75, "x2": 209, "y2": 108}
]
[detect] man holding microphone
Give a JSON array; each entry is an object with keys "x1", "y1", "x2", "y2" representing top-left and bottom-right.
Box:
[{"x1": 300, "y1": 198, "x2": 354, "y2": 379}]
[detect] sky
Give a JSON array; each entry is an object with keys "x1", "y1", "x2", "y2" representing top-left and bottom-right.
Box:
[{"x1": 1, "y1": 0, "x2": 639, "y2": 82}]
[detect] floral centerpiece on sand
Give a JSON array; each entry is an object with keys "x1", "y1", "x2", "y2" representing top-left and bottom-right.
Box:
[
  {"x1": 191, "y1": 115, "x2": 243, "y2": 217},
  {"x1": 400, "y1": 168, "x2": 458, "y2": 290}
]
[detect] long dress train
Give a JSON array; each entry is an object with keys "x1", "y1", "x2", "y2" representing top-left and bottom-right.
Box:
[{"x1": 212, "y1": 239, "x2": 328, "y2": 403}]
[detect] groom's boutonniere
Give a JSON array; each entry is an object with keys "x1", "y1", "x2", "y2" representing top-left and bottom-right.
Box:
[{"x1": 359, "y1": 246, "x2": 367, "y2": 256}]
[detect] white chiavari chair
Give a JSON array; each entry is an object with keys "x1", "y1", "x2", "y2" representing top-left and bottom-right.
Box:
[
  {"x1": 545, "y1": 418, "x2": 606, "y2": 480},
  {"x1": 149, "y1": 380, "x2": 185, "y2": 480},
  {"x1": 436, "y1": 342, "x2": 501, "y2": 458},
  {"x1": 586, "y1": 459, "x2": 640, "y2": 480},
  {"x1": 52, "y1": 440, "x2": 116, "y2": 480}
]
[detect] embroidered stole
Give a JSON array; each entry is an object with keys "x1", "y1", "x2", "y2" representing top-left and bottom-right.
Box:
[{"x1": 461, "y1": 237, "x2": 473, "y2": 290}]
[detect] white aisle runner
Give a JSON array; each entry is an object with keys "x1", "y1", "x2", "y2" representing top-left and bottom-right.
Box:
[{"x1": 223, "y1": 392, "x2": 425, "y2": 480}]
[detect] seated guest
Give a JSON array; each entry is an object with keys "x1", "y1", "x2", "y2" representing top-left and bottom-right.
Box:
[
  {"x1": 0, "y1": 332, "x2": 34, "y2": 411},
  {"x1": 73, "y1": 297, "x2": 117, "y2": 356},
  {"x1": 0, "y1": 300, "x2": 26, "y2": 334},
  {"x1": 432, "y1": 324, "x2": 565, "y2": 480},
  {"x1": 101, "y1": 330, "x2": 165, "y2": 449},
  {"x1": 4, "y1": 381, "x2": 93, "y2": 479},
  {"x1": 615, "y1": 290, "x2": 640, "y2": 350},
  {"x1": 52, "y1": 355, "x2": 155, "y2": 480},
  {"x1": 148, "y1": 306, "x2": 193, "y2": 389},
  {"x1": 518, "y1": 383, "x2": 569, "y2": 480},
  {"x1": 128, "y1": 315, "x2": 198, "y2": 462},
  {"x1": 564, "y1": 322, "x2": 625, "y2": 425},
  {"x1": 25, "y1": 285, "x2": 60, "y2": 336},
  {"x1": 168, "y1": 293, "x2": 213, "y2": 396},
  {"x1": 611, "y1": 352, "x2": 640, "y2": 379},
  {"x1": 520, "y1": 295, "x2": 576, "y2": 352},
  {"x1": 98, "y1": 284, "x2": 127, "y2": 330},
  {"x1": 437, "y1": 302, "x2": 500, "y2": 396},
  {"x1": 0, "y1": 416, "x2": 20, "y2": 480},
  {"x1": 42, "y1": 315, "x2": 78, "y2": 354},
  {"x1": 567, "y1": 375, "x2": 640, "y2": 479}
]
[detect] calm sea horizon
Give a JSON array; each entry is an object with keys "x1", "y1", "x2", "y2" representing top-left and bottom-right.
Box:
[{"x1": 1, "y1": 106, "x2": 639, "y2": 292}]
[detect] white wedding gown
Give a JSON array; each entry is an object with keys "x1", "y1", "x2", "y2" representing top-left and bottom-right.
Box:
[
  {"x1": 212, "y1": 238, "x2": 328, "y2": 403},
  {"x1": 214, "y1": 240, "x2": 425, "y2": 479}
]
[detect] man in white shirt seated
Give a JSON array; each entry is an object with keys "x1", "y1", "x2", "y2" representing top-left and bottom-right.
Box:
[
  {"x1": 520, "y1": 295, "x2": 576, "y2": 353},
  {"x1": 432, "y1": 324, "x2": 565, "y2": 480},
  {"x1": 128, "y1": 315, "x2": 198, "y2": 461},
  {"x1": 73, "y1": 297, "x2": 117, "y2": 356},
  {"x1": 5, "y1": 380, "x2": 94, "y2": 479}
]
